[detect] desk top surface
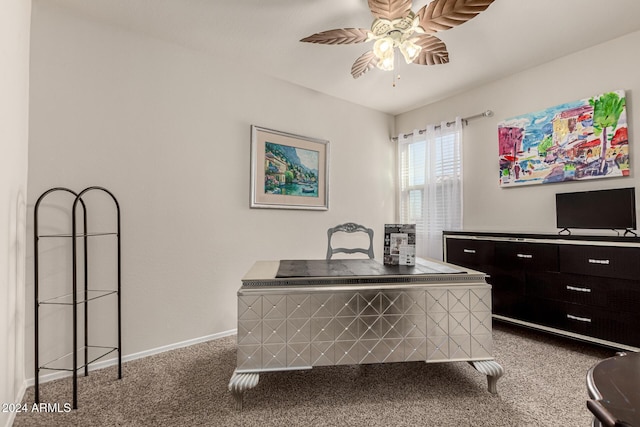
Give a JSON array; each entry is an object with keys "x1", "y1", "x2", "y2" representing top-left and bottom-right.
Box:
[
  {"x1": 241, "y1": 258, "x2": 487, "y2": 290},
  {"x1": 276, "y1": 259, "x2": 463, "y2": 278}
]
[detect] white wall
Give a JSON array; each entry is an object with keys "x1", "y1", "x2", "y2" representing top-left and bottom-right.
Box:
[
  {"x1": 1, "y1": 1, "x2": 31, "y2": 426},
  {"x1": 396, "y1": 30, "x2": 640, "y2": 234},
  {"x1": 26, "y1": 2, "x2": 395, "y2": 380}
]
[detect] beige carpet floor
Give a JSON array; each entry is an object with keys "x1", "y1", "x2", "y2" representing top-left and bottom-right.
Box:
[{"x1": 14, "y1": 322, "x2": 613, "y2": 426}]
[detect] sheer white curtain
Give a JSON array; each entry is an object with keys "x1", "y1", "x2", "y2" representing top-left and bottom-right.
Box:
[{"x1": 398, "y1": 117, "x2": 463, "y2": 260}]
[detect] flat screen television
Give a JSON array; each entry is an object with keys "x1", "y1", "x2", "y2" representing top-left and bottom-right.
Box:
[{"x1": 555, "y1": 187, "x2": 636, "y2": 231}]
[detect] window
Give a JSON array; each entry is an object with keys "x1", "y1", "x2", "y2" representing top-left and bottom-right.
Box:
[{"x1": 398, "y1": 119, "x2": 463, "y2": 260}]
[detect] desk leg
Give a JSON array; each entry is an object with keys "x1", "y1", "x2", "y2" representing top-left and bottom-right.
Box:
[
  {"x1": 228, "y1": 370, "x2": 260, "y2": 411},
  {"x1": 469, "y1": 360, "x2": 504, "y2": 394}
]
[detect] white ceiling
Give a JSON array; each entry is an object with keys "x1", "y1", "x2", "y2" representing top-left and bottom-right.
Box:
[{"x1": 44, "y1": 0, "x2": 640, "y2": 115}]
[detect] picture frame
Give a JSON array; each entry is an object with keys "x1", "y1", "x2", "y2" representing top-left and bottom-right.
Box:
[{"x1": 250, "y1": 125, "x2": 329, "y2": 210}]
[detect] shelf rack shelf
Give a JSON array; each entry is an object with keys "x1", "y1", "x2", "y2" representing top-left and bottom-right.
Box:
[
  {"x1": 39, "y1": 346, "x2": 118, "y2": 372},
  {"x1": 38, "y1": 231, "x2": 118, "y2": 238},
  {"x1": 34, "y1": 186, "x2": 122, "y2": 409},
  {"x1": 39, "y1": 290, "x2": 118, "y2": 305}
]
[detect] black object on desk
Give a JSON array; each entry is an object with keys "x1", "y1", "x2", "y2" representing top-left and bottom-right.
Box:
[{"x1": 587, "y1": 351, "x2": 640, "y2": 427}]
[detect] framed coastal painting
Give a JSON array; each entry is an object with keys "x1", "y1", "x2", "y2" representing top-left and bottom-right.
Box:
[
  {"x1": 250, "y1": 125, "x2": 329, "y2": 210},
  {"x1": 498, "y1": 90, "x2": 629, "y2": 187}
]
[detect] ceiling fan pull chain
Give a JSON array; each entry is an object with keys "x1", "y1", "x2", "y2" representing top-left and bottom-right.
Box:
[{"x1": 393, "y1": 54, "x2": 400, "y2": 87}]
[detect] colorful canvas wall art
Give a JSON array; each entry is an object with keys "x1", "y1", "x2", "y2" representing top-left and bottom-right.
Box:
[{"x1": 498, "y1": 90, "x2": 629, "y2": 187}]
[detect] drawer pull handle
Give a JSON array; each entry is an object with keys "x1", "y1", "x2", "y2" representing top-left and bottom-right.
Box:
[
  {"x1": 566, "y1": 285, "x2": 591, "y2": 293},
  {"x1": 516, "y1": 253, "x2": 533, "y2": 259},
  {"x1": 463, "y1": 249, "x2": 476, "y2": 254},
  {"x1": 588, "y1": 258, "x2": 610, "y2": 265},
  {"x1": 567, "y1": 314, "x2": 592, "y2": 323}
]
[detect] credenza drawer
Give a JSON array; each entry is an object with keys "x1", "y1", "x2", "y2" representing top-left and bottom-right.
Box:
[
  {"x1": 527, "y1": 272, "x2": 640, "y2": 312},
  {"x1": 529, "y1": 298, "x2": 640, "y2": 347},
  {"x1": 445, "y1": 238, "x2": 494, "y2": 271},
  {"x1": 495, "y1": 242, "x2": 558, "y2": 271},
  {"x1": 559, "y1": 245, "x2": 640, "y2": 280}
]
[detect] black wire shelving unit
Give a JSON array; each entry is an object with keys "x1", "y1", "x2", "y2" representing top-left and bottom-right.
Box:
[{"x1": 34, "y1": 186, "x2": 122, "y2": 409}]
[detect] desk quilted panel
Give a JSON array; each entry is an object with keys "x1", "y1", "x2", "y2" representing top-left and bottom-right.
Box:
[{"x1": 236, "y1": 286, "x2": 492, "y2": 370}]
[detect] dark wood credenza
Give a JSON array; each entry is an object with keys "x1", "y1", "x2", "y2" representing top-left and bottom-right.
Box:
[{"x1": 443, "y1": 231, "x2": 640, "y2": 351}]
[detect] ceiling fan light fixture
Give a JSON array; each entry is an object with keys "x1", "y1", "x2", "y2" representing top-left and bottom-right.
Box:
[
  {"x1": 373, "y1": 36, "x2": 395, "y2": 70},
  {"x1": 376, "y1": 51, "x2": 395, "y2": 71},
  {"x1": 399, "y1": 39, "x2": 421, "y2": 64},
  {"x1": 373, "y1": 37, "x2": 394, "y2": 58}
]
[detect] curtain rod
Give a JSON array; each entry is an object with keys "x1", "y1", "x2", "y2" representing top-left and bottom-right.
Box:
[{"x1": 391, "y1": 109, "x2": 494, "y2": 142}]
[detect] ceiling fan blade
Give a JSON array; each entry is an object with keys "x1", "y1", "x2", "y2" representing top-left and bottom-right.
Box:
[
  {"x1": 300, "y1": 28, "x2": 371, "y2": 45},
  {"x1": 368, "y1": 0, "x2": 413, "y2": 21},
  {"x1": 416, "y1": 0, "x2": 495, "y2": 34},
  {"x1": 351, "y1": 51, "x2": 378, "y2": 79},
  {"x1": 412, "y1": 35, "x2": 449, "y2": 65}
]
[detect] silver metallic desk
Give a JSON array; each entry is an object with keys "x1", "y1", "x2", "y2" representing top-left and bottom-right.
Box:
[{"x1": 228, "y1": 259, "x2": 504, "y2": 409}]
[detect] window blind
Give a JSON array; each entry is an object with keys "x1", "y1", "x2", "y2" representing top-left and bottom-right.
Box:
[{"x1": 398, "y1": 120, "x2": 463, "y2": 260}]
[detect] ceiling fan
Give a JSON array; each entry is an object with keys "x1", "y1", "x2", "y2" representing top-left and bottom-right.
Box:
[{"x1": 300, "y1": 0, "x2": 496, "y2": 79}]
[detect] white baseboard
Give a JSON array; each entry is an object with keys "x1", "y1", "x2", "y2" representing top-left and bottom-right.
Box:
[
  {"x1": 4, "y1": 381, "x2": 27, "y2": 427},
  {"x1": 25, "y1": 329, "x2": 237, "y2": 387}
]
